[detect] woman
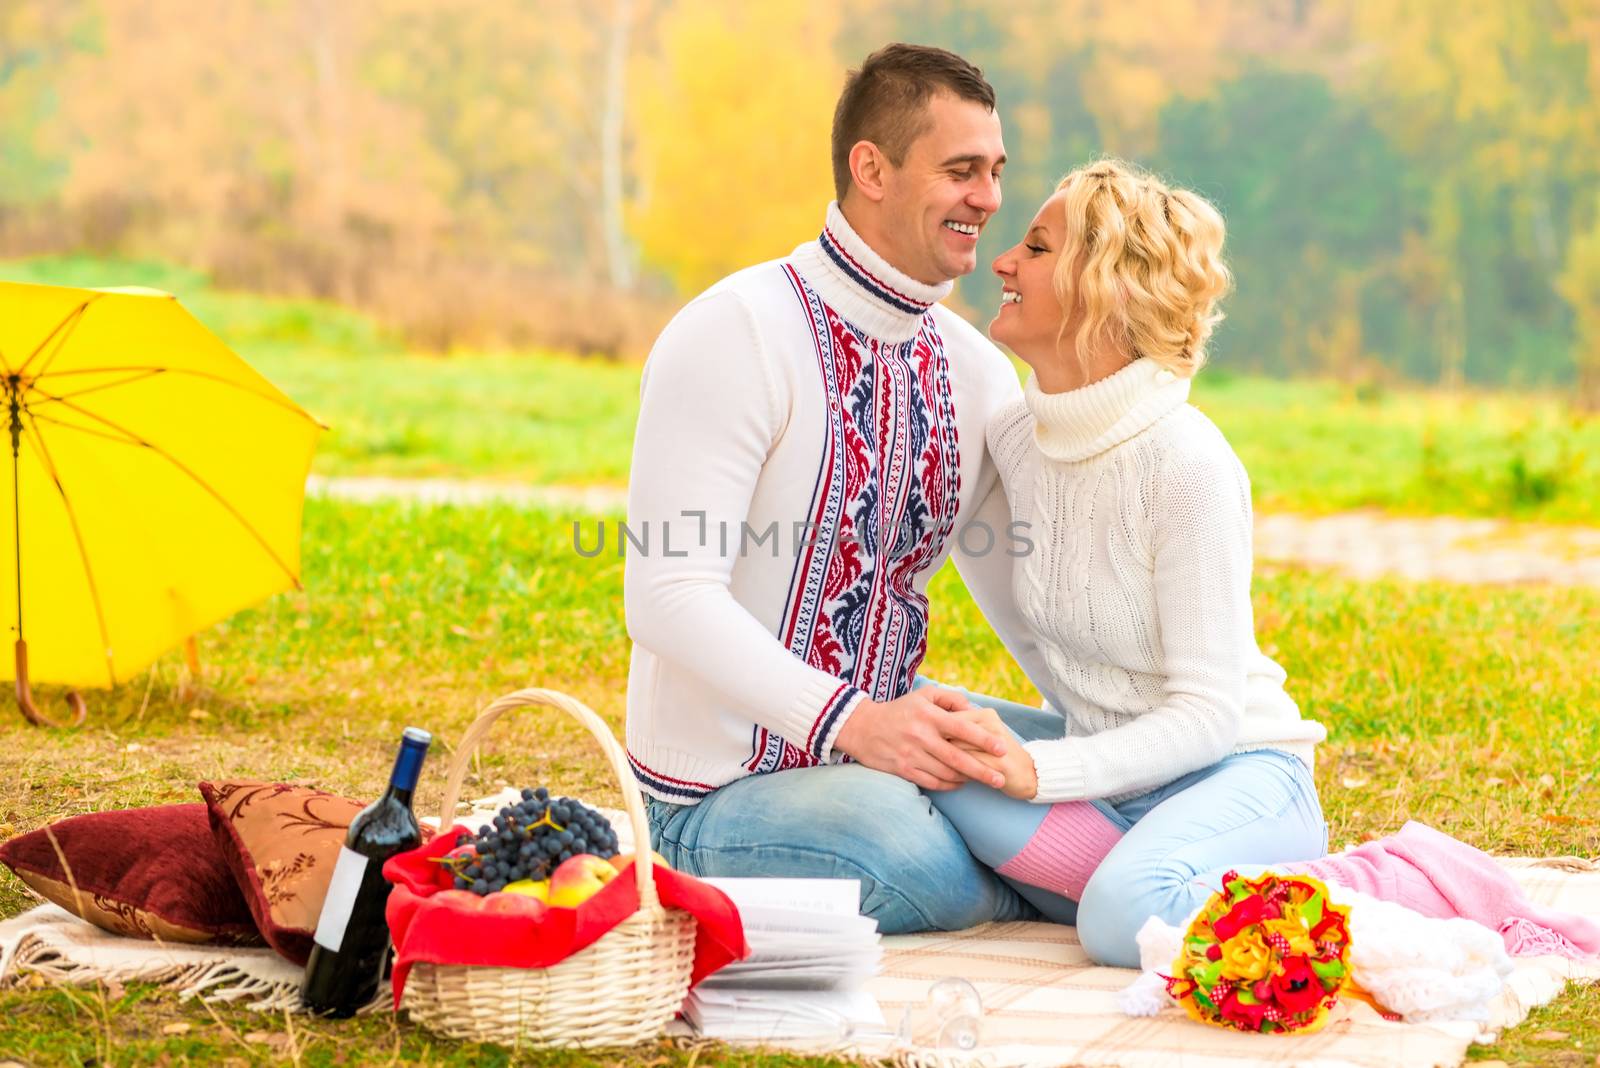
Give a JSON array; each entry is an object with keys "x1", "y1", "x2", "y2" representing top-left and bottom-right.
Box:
[{"x1": 927, "y1": 159, "x2": 1600, "y2": 968}]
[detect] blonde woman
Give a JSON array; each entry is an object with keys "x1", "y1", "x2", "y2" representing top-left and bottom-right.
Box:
[{"x1": 923, "y1": 160, "x2": 1600, "y2": 968}]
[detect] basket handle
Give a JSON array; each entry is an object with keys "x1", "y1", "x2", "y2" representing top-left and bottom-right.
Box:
[{"x1": 436, "y1": 688, "x2": 660, "y2": 909}]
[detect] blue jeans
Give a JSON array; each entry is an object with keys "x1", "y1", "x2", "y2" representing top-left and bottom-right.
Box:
[
  {"x1": 644, "y1": 681, "x2": 1067, "y2": 934},
  {"x1": 929, "y1": 743, "x2": 1328, "y2": 967}
]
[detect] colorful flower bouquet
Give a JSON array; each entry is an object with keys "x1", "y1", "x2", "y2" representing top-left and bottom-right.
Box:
[{"x1": 1164, "y1": 871, "x2": 1353, "y2": 1034}]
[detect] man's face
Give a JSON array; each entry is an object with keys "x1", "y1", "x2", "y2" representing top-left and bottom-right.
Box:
[{"x1": 877, "y1": 94, "x2": 1005, "y2": 284}]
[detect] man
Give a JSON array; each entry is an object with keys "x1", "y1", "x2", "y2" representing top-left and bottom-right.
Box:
[{"x1": 623, "y1": 44, "x2": 1056, "y2": 932}]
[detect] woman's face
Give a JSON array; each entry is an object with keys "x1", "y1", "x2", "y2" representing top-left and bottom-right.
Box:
[{"x1": 989, "y1": 189, "x2": 1069, "y2": 363}]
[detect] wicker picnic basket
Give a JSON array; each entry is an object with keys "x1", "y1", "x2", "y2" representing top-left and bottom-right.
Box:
[{"x1": 400, "y1": 687, "x2": 697, "y2": 1047}]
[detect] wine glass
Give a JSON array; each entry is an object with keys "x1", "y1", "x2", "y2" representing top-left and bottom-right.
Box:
[{"x1": 898, "y1": 977, "x2": 984, "y2": 1051}]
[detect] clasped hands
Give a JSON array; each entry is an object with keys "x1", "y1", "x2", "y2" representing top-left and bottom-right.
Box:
[{"x1": 832, "y1": 688, "x2": 1038, "y2": 800}]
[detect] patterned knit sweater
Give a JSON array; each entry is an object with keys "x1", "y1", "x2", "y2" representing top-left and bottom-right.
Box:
[
  {"x1": 624, "y1": 203, "x2": 1051, "y2": 805},
  {"x1": 987, "y1": 358, "x2": 1327, "y2": 804}
]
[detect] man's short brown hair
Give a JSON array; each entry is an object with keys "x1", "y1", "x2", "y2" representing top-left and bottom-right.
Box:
[{"x1": 831, "y1": 44, "x2": 997, "y2": 201}]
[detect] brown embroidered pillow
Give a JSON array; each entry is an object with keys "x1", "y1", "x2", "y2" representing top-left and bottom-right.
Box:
[
  {"x1": 0, "y1": 804, "x2": 261, "y2": 944},
  {"x1": 198, "y1": 780, "x2": 375, "y2": 965}
]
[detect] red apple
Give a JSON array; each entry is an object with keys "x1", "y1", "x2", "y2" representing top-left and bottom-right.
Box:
[
  {"x1": 483, "y1": 892, "x2": 548, "y2": 919},
  {"x1": 432, "y1": 889, "x2": 486, "y2": 910}
]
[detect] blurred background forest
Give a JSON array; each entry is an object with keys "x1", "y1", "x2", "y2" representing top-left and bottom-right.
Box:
[{"x1": 4, "y1": 0, "x2": 1600, "y2": 399}]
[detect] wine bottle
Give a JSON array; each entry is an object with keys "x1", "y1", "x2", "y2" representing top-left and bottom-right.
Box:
[{"x1": 300, "y1": 726, "x2": 432, "y2": 1017}]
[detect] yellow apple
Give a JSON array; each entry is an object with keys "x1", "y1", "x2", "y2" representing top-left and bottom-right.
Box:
[
  {"x1": 609, "y1": 850, "x2": 672, "y2": 873},
  {"x1": 547, "y1": 854, "x2": 619, "y2": 908},
  {"x1": 503, "y1": 879, "x2": 550, "y2": 902}
]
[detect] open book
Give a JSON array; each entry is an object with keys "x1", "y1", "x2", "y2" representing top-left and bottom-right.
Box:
[{"x1": 683, "y1": 877, "x2": 889, "y2": 1042}]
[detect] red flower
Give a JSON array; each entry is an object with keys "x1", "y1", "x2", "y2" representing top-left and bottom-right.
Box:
[
  {"x1": 1310, "y1": 908, "x2": 1349, "y2": 944},
  {"x1": 1212, "y1": 894, "x2": 1275, "y2": 941},
  {"x1": 1270, "y1": 955, "x2": 1326, "y2": 1015},
  {"x1": 1218, "y1": 987, "x2": 1269, "y2": 1031}
]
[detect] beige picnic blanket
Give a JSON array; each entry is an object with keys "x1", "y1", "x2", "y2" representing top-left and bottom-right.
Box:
[
  {"x1": 852, "y1": 856, "x2": 1600, "y2": 1068},
  {"x1": 0, "y1": 901, "x2": 320, "y2": 1011},
  {"x1": 2, "y1": 795, "x2": 1596, "y2": 1068}
]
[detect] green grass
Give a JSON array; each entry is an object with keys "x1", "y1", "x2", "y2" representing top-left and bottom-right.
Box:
[
  {"x1": 0, "y1": 983, "x2": 850, "y2": 1067},
  {"x1": 254, "y1": 348, "x2": 642, "y2": 485},
  {"x1": 2, "y1": 254, "x2": 1597, "y2": 1062},
  {"x1": 0, "y1": 495, "x2": 1597, "y2": 1063},
  {"x1": 1191, "y1": 372, "x2": 1600, "y2": 524},
  {"x1": 0, "y1": 255, "x2": 396, "y2": 362},
  {"x1": 0, "y1": 255, "x2": 642, "y2": 486},
  {"x1": 4, "y1": 254, "x2": 1599, "y2": 519}
]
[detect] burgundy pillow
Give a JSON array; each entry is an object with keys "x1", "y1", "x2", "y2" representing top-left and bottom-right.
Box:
[
  {"x1": 0, "y1": 804, "x2": 261, "y2": 944},
  {"x1": 199, "y1": 781, "x2": 369, "y2": 965}
]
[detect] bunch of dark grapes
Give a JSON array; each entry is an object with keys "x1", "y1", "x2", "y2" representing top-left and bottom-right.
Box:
[{"x1": 447, "y1": 787, "x2": 620, "y2": 895}]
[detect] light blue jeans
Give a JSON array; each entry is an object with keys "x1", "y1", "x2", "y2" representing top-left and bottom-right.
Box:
[
  {"x1": 922, "y1": 686, "x2": 1328, "y2": 967},
  {"x1": 645, "y1": 680, "x2": 1326, "y2": 962},
  {"x1": 644, "y1": 687, "x2": 1067, "y2": 934}
]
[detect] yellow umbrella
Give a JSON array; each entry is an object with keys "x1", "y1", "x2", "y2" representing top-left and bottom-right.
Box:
[{"x1": 0, "y1": 280, "x2": 323, "y2": 726}]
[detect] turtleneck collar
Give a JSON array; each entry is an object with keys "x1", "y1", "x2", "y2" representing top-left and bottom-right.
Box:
[
  {"x1": 1026, "y1": 357, "x2": 1191, "y2": 463},
  {"x1": 788, "y1": 201, "x2": 954, "y2": 344}
]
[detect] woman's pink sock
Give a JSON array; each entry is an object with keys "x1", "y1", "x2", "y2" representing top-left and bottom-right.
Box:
[{"x1": 995, "y1": 802, "x2": 1125, "y2": 901}]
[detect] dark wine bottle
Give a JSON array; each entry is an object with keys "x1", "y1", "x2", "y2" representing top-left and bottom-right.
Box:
[{"x1": 300, "y1": 726, "x2": 431, "y2": 1017}]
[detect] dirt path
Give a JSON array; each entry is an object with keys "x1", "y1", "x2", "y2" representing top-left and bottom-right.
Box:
[
  {"x1": 307, "y1": 475, "x2": 1600, "y2": 589},
  {"x1": 307, "y1": 474, "x2": 627, "y2": 513}
]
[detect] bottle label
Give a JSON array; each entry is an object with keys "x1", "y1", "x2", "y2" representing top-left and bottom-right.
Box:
[{"x1": 313, "y1": 846, "x2": 369, "y2": 952}]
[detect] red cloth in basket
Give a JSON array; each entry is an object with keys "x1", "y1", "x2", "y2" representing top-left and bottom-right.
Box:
[{"x1": 383, "y1": 826, "x2": 748, "y2": 1006}]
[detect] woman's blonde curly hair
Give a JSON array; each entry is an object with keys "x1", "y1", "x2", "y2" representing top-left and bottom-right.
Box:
[{"x1": 1051, "y1": 159, "x2": 1232, "y2": 378}]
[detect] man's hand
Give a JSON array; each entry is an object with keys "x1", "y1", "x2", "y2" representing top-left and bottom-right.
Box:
[
  {"x1": 832, "y1": 688, "x2": 1011, "y2": 791},
  {"x1": 951, "y1": 706, "x2": 1039, "y2": 800}
]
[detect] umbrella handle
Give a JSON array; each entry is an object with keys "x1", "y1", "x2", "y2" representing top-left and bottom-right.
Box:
[
  {"x1": 14, "y1": 639, "x2": 87, "y2": 729},
  {"x1": 177, "y1": 635, "x2": 202, "y2": 704}
]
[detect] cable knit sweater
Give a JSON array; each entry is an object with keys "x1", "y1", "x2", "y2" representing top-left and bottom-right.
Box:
[
  {"x1": 987, "y1": 358, "x2": 1326, "y2": 804},
  {"x1": 624, "y1": 202, "x2": 1052, "y2": 805}
]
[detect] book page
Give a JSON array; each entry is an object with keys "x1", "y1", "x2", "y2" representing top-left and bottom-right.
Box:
[{"x1": 701, "y1": 877, "x2": 861, "y2": 915}]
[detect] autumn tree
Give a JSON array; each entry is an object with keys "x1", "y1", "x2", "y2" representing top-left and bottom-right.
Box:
[
  {"x1": 363, "y1": 0, "x2": 624, "y2": 283},
  {"x1": 1559, "y1": 198, "x2": 1600, "y2": 409},
  {"x1": 1333, "y1": 0, "x2": 1600, "y2": 385},
  {"x1": 0, "y1": 1, "x2": 89, "y2": 214},
  {"x1": 1155, "y1": 69, "x2": 1408, "y2": 378},
  {"x1": 56, "y1": 0, "x2": 448, "y2": 300},
  {"x1": 2, "y1": 0, "x2": 1595, "y2": 378},
  {"x1": 628, "y1": 0, "x2": 842, "y2": 295}
]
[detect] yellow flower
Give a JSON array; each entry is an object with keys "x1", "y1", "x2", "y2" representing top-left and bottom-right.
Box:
[
  {"x1": 1263, "y1": 918, "x2": 1316, "y2": 957},
  {"x1": 1219, "y1": 932, "x2": 1272, "y2": 981}
]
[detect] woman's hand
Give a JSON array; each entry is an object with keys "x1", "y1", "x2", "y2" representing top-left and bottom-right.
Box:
[
  {"x1": 951, "y1": 707, "x2": 1039, "y2": 800},
  {"x1": 832, "y1": 688, "x2": 1011, "y2": 791}
]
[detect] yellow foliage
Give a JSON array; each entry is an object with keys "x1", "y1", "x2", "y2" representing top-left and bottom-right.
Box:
[
  {"x1": 629, "y1": 0, "x2": 842, "y2": 295},
  {"x1": 360, "y1": 0, "x2": 611, "y2": 271},
  {"x1": 1340, "y1": 0, "x2": 1598, "y2": 184},
  {"x1": 997, "y1": 0, "x2": 1238, "y2": 156},
  {"x1": 56, "y1": 0, "x2": 452, "y2": 277}
]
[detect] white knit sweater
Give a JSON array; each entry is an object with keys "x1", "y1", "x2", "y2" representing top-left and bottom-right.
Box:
[
  {"x1": 624, "y1": 202, "x2": 1052, "y2": 805},
  {"x1": 988, "y1": 358, "x2": 1326, "y2": 804}
]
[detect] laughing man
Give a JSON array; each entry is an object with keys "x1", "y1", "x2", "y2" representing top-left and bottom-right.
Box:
[{"x1": 624, "y1": 43, "x2": 1055, "y2": 932}]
